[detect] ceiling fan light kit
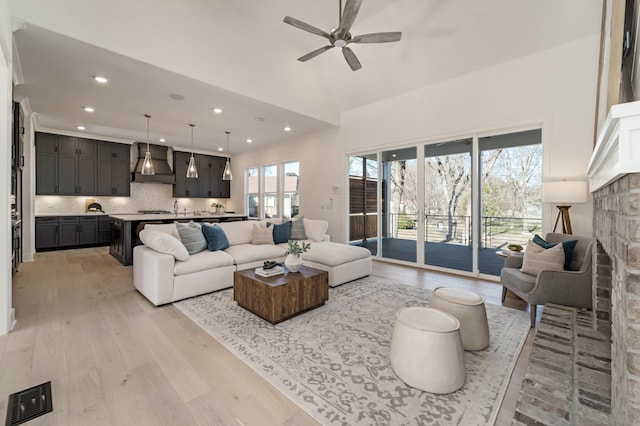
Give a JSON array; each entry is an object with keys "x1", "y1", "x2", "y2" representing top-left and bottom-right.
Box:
[{"x1": 283, "y1": 0, "x2": 401, "y2": 71}]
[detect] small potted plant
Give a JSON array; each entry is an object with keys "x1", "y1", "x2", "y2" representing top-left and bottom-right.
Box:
[
  {"x1": 211, "y1": 202, "x2": 224, "y2": 213},
  {"x1": 285, "y1": 240, "x2": 310, "y2": 272}
]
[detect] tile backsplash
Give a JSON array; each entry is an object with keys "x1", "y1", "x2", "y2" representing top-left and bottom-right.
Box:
[{"x1": 35, "y1": 183, "x2": 230, "y2": 215}]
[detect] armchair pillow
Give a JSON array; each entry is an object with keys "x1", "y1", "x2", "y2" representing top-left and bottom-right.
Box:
[
  {"x1": 520, "y1": 240, "x2": 565, "y2": 276},
  {"x1": 201, "y1": 223, "x2": 230, "y2": 251},
  {"x1": 175, "y1": 222, "x2": 207, "y2": 255},
  {"x1": 139, "y1": 229, "x2": 189, "y2": 261},
  {"x1": 532, "y1": 234, "x2": 578, "y2": 270}
]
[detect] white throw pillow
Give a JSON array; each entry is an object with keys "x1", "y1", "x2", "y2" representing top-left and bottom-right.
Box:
[
  {"x1": 144, "y1": 223, "x2": 181, "y2": 241},
  {"x1": 303, "y1": 218, "x2": 328, "y2": 242},
  {"x1": 139, "y1": 229, "x2": 189, "y2": 261},
  {"x1": 520, "y1": 240, "x2": 564, "y2": 276}
]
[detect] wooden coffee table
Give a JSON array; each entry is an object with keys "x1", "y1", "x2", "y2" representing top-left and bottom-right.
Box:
[{"x1": 233, "y1": 266, "x2": 329, "y2": 324}]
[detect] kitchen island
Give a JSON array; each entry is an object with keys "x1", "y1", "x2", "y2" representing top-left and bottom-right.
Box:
[{"x1": 109, "y1": 213, "x2": 247, "y2": 266}]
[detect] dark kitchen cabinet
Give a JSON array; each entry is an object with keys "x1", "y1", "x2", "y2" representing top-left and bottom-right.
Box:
[
  {"x1": 35, "y1": 217, "x2": 59, "y2": 250},
  {"x1": 36, "y1": 133, "x2": 59, "y2": 195},
  {"x1": 36, "y1": 133, "x2": 98, "y2": 196},
  {"x1": 58, "y1": 216, "x2": 80, "y2": 247},
  {"x1": 174, "y1": 152, "x2": 230, "y2": 199},
  {"x1": 97, "y1": 141, "x2": 130, "y2": 196},
  {"x1": 98, "y1": 216, "x2": 110, "y2": 244},
  {"x1": 173, "y1": 151, "x2": 200, "y2": 197},
  {"x1": 36, "y1": 215, "x2": 110, "y2": 251}
]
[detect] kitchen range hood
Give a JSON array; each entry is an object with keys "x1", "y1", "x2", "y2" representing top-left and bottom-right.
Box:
[{"x1": 131, "y1": 143, "x2": 176, "y2": 184}]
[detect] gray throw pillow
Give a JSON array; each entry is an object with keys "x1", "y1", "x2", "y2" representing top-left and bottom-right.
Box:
[
  {"x1": 289, "y1": 216, "x2": 307, "y2": 240},
  {"x1": 175, "y1": 221, "x2": 207, "y2": 255}
]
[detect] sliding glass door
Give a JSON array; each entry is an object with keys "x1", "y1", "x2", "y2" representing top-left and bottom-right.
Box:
[
  {"x1": 347, "y1": 128, "x2": 542, "y2": 277},
  {"x1": 423, "y1": 139, "x2": 473, "y2": 271}
]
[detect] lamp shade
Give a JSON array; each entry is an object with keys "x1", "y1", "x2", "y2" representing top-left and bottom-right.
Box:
[{"x1": 542, "y1": 181, "x2": 588, "y2": 204}]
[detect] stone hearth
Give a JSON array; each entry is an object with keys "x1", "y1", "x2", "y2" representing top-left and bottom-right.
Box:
[{"x1": 588, "y1": 101, "x2": 640, "y2": 425}]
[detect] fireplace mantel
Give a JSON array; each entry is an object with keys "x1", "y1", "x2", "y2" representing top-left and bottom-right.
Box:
[{"x1": 588, "y1": 100, "x2": 640, "y2": 192}]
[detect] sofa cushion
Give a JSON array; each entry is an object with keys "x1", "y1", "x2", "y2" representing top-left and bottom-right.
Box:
[
  {"x1": 145, "y1": 223, "x2": 180, "y2": 240},
  {"x1": 272, "y1": 220, "x2": 292, "y2": 244},
  {"x1": 218, "y1": 220, "x2": 254, "y2": 245},
  {"x1": 290, "y1": 216, "x2": 307, "y2": 240},
  {"x1": 303, "y1": 218, "x2": 328, "y2": 242},
  {"x1": 224, "y1": 244, "x2": 287, "y2": 265},
  {"x1": 201, "y1": 223, "x2": 230, "y2": 251},
  {"x1": 252, "y1": 222, "x2": 274, "y2": 245},
  {"x1": 139, "y1": 229, "x2": 189, "y2": 261},
  {"x1": 520, "y1": 240, "x2": 565, "y2": 276},
  {"x1": 175, "y1": 222, "x2": 207, "y2": 254},
  {"x1": 302, "y1": 242, "x2": 370, "y2": 267},
  {"x1": 532, "y1": 234, "x2": 578, "y2": 270},
  {"x1": 174, "y1": 250, "x2": 235, "y2": 276}
]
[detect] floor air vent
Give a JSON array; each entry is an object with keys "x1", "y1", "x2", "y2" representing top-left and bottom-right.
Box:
[{"x1": 5, "y1": 382, "x2": 53, "y2": 426}]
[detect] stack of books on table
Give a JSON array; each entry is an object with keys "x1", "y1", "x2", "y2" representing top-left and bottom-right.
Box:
[{"x1": 255, "y1": 266, "x2": 284, "y2": 277}]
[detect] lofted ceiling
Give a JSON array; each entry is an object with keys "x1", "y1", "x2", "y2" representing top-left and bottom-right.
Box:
[{"x1": 10, "y1": 0, "x2": 601, "y2": 155}]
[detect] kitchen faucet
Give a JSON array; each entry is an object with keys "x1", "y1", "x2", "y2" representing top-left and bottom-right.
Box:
[{"x1": 173, "y1": 200, "x2": 178, "y2": 216}]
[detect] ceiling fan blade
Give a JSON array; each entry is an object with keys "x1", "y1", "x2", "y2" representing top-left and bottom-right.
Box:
[
  {"x1": 351, "y1": 32, "x2": 402, "y2": 44},
  {"x1": 342, "y1": 46, "x2": 362, "y2": 71},
  {"x1": 283, "y1": 16, "x2": 331, "y2": 39},
  {"x1": 340, "y1": 0, "x2": 362, "y2": 32},
  {"x1": 298, "y1": 45, "x2": 334, "y2": 62}
]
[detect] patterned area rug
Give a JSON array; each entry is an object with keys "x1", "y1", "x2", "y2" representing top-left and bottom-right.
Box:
[{"x1": 174, "y1": 276, "x2": 529, "y2": 425}]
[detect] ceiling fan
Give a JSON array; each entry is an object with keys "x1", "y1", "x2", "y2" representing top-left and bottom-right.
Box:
[{"x1": 283, "y1": 0, "x2": 402, "y2": 71}]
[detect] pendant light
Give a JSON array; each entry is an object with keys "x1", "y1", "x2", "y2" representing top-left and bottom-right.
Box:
[
  {"x1": 186, "y1": 123, "x2": 198, "y2": 178},
  {"x1": 141, "y1": 114, "x2": 155, "y2": 175},
  {"x1": 222, "y1": 131, "x2": 232, "y2": 181}
]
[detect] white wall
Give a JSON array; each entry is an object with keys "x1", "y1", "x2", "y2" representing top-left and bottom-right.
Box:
[
  {"x1": 233, "y1": 34, "x2": 600, "y2": 243},
  {"x1": 0, "y1": 0, "x2": 14, "y2": 335}
]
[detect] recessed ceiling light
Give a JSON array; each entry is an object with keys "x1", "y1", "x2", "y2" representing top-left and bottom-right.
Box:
[
  {"x1": 255, "y1": 117, "x2": 266, "y2": 122},
  {"x1": 284, "y1": 126, "x2": 291, "y2": 132},
  {"x1": 94, "y1": 76, "x2": 108, "y2": 84},
  {"x1": 218, "y1": 147, "x2": 223, "y2": 151},
  {"x1": 246, "y1": 138, "x2": 253, "y2": 143},
  {"x1": 77, "y1": 125, "x2": 86, "y2": 131},
  {"x1": 213, "y1": 108, "x2": 222, "y2": 114},
  {"x1": 159, "y1": 138, "x2": 166, "y2": 143},
  {"x1": 83, "y1": 107, "x2": 94, "y2": 113},
  {"x1": 169, "y1": 93, "x2": 185, "y2": 101}
]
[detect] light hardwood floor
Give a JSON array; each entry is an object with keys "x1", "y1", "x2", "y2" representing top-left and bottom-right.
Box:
[{"x1": 1, "y1": 247, "x2": 535, "y2": 425}]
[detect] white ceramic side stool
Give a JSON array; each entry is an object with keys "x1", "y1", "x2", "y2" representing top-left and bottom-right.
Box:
[
  {"x1": 390, "y1": 307, "x2": 466, "y2": 394},
  {"x1": 430, "y1": 287, "x2": 490, "y2": 351}
]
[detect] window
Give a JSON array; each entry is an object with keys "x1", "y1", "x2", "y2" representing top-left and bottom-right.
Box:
[{"x1": 245, "y1": 161, "x2": 299, "y2": 219}]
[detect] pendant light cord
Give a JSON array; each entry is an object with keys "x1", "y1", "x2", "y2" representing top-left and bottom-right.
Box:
[{"x1": 145, "y1": 114, "x2": 151, "y2": 151}]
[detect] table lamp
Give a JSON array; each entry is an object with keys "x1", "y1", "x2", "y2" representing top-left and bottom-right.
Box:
[{"x1": 542, "y1": 180, "x2": 588, "y2": 234}]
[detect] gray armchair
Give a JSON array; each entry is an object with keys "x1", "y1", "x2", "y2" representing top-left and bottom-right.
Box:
[{"x1": 500, "y1": 233, "x2": 593, "y2": 328}]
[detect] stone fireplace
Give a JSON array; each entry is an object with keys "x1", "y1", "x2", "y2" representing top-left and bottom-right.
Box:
[{"x1": 589, "y1": 101, "x2": 640, "y2": 425}]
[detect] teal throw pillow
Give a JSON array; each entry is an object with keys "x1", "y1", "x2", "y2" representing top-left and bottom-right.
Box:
[
  {"x1": 289, "y1": 216, "x2": 307, "y2": 240},
  {"x1": 201, "y1": 223, "x2": 230, "y2": 251},
  {"x1": 175, "y1": 222, "x2": 207, "y2": 255},
  {"x1": 532, "y1": 234, "x2": 578, "y2": 270},
  {"x1": 272, "y1": 221, "x2": 292, "y2": 244}
]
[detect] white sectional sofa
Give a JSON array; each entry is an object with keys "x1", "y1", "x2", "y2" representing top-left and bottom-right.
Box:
[{"x1": 133, "y1": 218, "x2": 372, "y2": 306}]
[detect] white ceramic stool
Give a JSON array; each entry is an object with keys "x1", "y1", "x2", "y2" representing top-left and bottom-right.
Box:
[
  {"x1": 430, "y1": 287, "x2": 490, "y2": 351},
  {"x1": 390, "y1": 307, "x2": 466, "y2": 394}
]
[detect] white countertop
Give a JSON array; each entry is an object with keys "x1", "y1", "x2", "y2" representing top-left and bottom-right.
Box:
[
  {"x1": 36, "y1": 212, "x2": 108, "y2": 217},
  {"x1": 107, "y1": 213, "x2": 246, "y2": 221}
]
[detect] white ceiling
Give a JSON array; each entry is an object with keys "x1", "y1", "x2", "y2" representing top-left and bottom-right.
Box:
[{"x1": 10, "y1": 0, "x2": 601, "y2": 155}]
